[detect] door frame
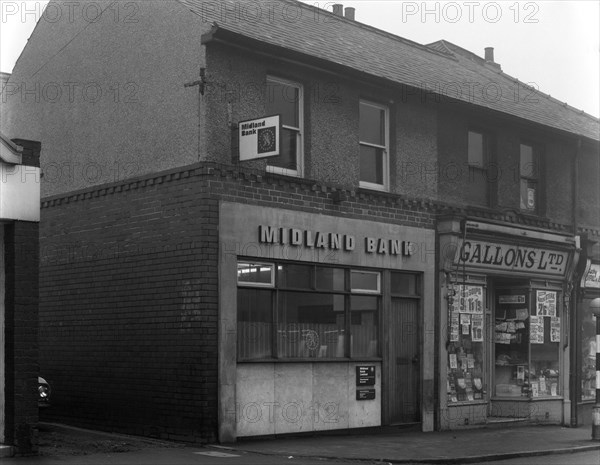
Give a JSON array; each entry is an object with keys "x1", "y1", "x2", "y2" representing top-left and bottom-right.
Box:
[{"x1": 382, "y1": 270, "x2": 423, "y2": 425}]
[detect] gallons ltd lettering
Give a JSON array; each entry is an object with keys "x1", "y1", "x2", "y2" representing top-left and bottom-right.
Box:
[
  {"x1": 259, "y1": 225, "x2": 414, "y2": 256},
  {"x1": 457, "y1": 240, "x2": 568, "y2": 275}
]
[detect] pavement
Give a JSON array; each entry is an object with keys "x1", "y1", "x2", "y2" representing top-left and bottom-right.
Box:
[{"x1": 1, "y1": 422, "x2": 599, "y2": 464}]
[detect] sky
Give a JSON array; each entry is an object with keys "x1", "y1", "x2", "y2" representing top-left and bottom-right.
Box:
[{"x1": 1, "y1": 0, "x2": 599, "y2": 117}]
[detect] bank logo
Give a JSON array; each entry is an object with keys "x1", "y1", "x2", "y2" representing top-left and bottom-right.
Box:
[{"x1": 257, "y1": 126, "x2": 276, "y2": 154}]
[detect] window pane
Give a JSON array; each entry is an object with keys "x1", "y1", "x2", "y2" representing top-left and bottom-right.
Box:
[
  {"x1": 520, "y1": 179, "x2": 536, "y2": 211},
  {"x1": 267, "y1": 128, "x2": 297, "y2": 171},
  {"x1": 467, "y1": 167, "x2": 489, "y2": 206},
  {"x1": 351, "y1": 270, "x2": 380, "y2": 292},
  {"x1": 448, "y1": 285, "x2": 485, "y2": 403},
  {"x1": 316, "y1": 266, "x2": 345, "y2": 291},
  {"x1": 237, "y1": 262, "x2": 273, "y2": 286},
  {"x1": 520, "y1": 144, "x2": 536, "y2": 178},
  {"x1": 529, "y1": 291, "x2": 560, "y2": 397},
  {"x1": 360, "y1": 102, "x2": 384, "y2": 145},
  {"x1": 360, "y1": 145, "x2": 384, "y2": 185},
  {"x1": 266, "y1": 81, "x2": 299, "y2": 128},
  {"x1": 581, "y1": 297, "x2": 597, "y2": 400},
  {"x1": 277, "y1": 292, "x2": 346, "y2": 358},
  {"x1": 277, "y1": 263, "x2": 312, "y2": 289},
  {"x1": 494, "y1": 289, "x2": 529, "y2": 397},
  {"x1": 350, "y1": 295, "x2": 379, "y2": 357},
  {"x1": 391, "y1": 273, "x2": 419, "y2": 296},
  {"x1": 237, "y1": 288, "x2": 272, "y2": 359},
  {"x1": 468, "y1": 131, "x2": 484, "y2": 166}
]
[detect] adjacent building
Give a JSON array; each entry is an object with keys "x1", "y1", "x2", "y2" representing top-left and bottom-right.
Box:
[
  {"x1": 0, "y1": 134, "x2": 41, "y2": 455},
  {"x1": 1, "y1": 0, "x2": 598, "y2": 444}
]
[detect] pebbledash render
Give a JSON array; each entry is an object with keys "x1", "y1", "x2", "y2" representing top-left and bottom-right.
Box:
[{"x1": 1, "y1": 0, "x2": 599, "y2": 444}]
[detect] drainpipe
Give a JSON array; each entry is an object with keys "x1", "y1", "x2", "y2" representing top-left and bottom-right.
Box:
[{"x1": 570, "y1": 138, "x2": 581, "y2": 427}]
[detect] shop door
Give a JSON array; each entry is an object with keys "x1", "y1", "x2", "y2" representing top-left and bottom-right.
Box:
[{"x1": 389, "y1": 297, "x2": 420, "y2": 424}]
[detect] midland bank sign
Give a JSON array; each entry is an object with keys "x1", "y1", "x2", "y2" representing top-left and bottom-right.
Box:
[{"x1": 454, "y1": 240, "x2": 569, "y2": 277}]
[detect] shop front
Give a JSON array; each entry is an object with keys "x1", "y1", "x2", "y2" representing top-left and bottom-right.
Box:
[
  {"x1": 217, "y1": 202, "x2": 436, "y2": 442},
  {"x1": 573, "y1": 259, "x2": 600, "y2": 425},
  {"x1": 438, "y1": 218, "x2": 578, "y2": 429}
]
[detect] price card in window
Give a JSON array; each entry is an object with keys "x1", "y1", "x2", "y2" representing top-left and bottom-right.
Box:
[
  {"x1": 550, "y1": 317, "x2": 560, "y2": 342},
  {"x1": 529, "y1": 316, "x2": 544, "y2": 344}
]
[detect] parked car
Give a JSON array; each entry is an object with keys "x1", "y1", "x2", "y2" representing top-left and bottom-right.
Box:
[{"x1": 38, "y1": 377, "x2": 51, "y2": 408}]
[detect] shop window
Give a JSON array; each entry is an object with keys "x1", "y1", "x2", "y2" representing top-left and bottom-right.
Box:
[
  {"x1": 359, "y1": 100, "x2": 389, "y2": 190},
  {"x1": 266, "y1": 76, "x2": 303, "y2": 176},
  {"x1": 519, "y1": 143, "x2": 541, "y2": 213},
  {"x1": 447, "y1": 284, "x2": 486, "y2": 403},
  {"x1": 237, "y1": 288, "x2": 273, "y2": 359},
  {"x1": 467, "y1": 130, "x2": 490, "y2": 206},
  {"x1": 350, "y1": 295, "x2": 379, "y2": 357},
  {"x1": 494, "y1": 288, "x2": 561, "y2": 398},
  {"x1": 277, "y1": 292, "x2": 345, "y2": 358},
  {"x1": 580, "y1": 297, "x2": 597, "y2": 401},
  {"x1": 237, "y1": 261, "x2": 380, "y2": 361}
]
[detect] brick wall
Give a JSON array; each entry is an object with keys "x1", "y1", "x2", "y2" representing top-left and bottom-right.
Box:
[
  {"x1": 4, "y1": 221, "x2": 39, "y2": 455},
  {"x1": 39, "y1": 161, "x2": 438, "y2": 443},
  {"x1": 39, "y1": 160, "x2": 581, "y2": 442}
]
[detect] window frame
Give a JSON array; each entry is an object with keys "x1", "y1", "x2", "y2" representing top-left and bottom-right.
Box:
[
  {"x1": 467, "y1": 129, "x2": 490, "y2": 206},
  {"x1": 236, "y1": 260, "x2": 382, "y2": 362},
  {"x1": 237, "y1": 262, "x2": 275, "y2": 288},
  {"x1": 519, "y1": 142, "x2": 542, "y2": 214},
  {"x1": 265, "y1": 75, "x2": 304, "y2": 178},
  {"x1": 359, "y1": 99, "x2": 390, "y2": 191},
  {"x1": 350, "y1": 269, "x2": 382, "y2": 294}
]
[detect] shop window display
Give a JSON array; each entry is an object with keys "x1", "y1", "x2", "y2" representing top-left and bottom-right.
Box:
[
  {"x1": 494, "y1": 288, "x2": 560, "y2": 398},
  {"x1": 447, "y1": 284, "x2": 486, "y2": 403},
  {"x1": 581, "y1": 297, "x2": 597, "y2": 401}
]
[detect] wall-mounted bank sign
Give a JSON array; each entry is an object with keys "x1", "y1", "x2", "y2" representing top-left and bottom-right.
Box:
[
  {"x1": 258, "y1": 225, "x2": 416, "y2": 257},
  {"x1": 454, "y1": 240, "x2": 568, "y2": 277},
  {"x1": 238, "y1": 115, "x2": 281, "y2": 161}
]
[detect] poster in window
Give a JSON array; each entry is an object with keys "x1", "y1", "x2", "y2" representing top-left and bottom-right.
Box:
[
  {"x1": 449, "y1": 353, "x2": 458, "y2": 369},
  {"x1": 536, "y1": 291, "x2": 556, "y2": 317},
  {"x1": 451, "y1": 285, "x2": 484, "y2": 314},
  {"x1": 527, "y1": 188, "x2": 536, "y2": 209},
  {"x1": 471, "y1": 314, "x2": 484, "y2": 342},
  {"x1": 450, "y1": 312, "x2": 459, "y2": 342},
  {"x1": 529, "y1": 316, "x2": 544, "y2": 343},
  {"x1": 550, "y1": 317, "x2": 560, "y2": 342}
]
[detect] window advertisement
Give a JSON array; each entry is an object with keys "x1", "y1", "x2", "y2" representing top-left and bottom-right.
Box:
[
  {"x1": 447, "y1": 284, "x2": 485, "y2": 403},
  {"x1": 494, "y1": 288, "x2": 560, "y2": 398},
  {"x1": 581, "y1": 297, "x2": 598, "y2": 401}
]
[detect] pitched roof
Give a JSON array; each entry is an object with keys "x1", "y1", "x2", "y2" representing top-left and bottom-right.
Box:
[{"x1": 179, "y1": 0, "x2": 599, "y2": 142}]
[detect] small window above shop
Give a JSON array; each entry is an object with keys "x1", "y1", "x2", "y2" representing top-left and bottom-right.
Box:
[
  {"x1": 350, "y1": 270, "x2": 381, "y2": 294},
  {"x1": 237, "y1": 262, "x2": 275, "y2": 287}
]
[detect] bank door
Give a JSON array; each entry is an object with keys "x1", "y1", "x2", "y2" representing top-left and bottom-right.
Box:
[{"x1": 388, "y1": 294, "x2": 421, "y2": 424}]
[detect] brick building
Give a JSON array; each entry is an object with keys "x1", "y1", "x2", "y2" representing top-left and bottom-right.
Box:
[
  {"x1": 1, "y1": 0, "x2": 598, "y2": 444},
  {"x1": 0, "y1": 134, "x2": 41, "y2": 455}
]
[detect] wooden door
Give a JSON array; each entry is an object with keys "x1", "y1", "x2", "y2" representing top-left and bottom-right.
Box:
[{"x1": 388, "y1": 297, "x2": 420, "y2": 424}]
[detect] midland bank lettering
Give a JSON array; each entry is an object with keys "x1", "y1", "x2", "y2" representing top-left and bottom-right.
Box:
[
  {"x1": 456, "y1": 240, "x2": 568, "y2": 276},
  {"x1": 258, "y1": 226, "x2": 414, "y2": 256}
]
